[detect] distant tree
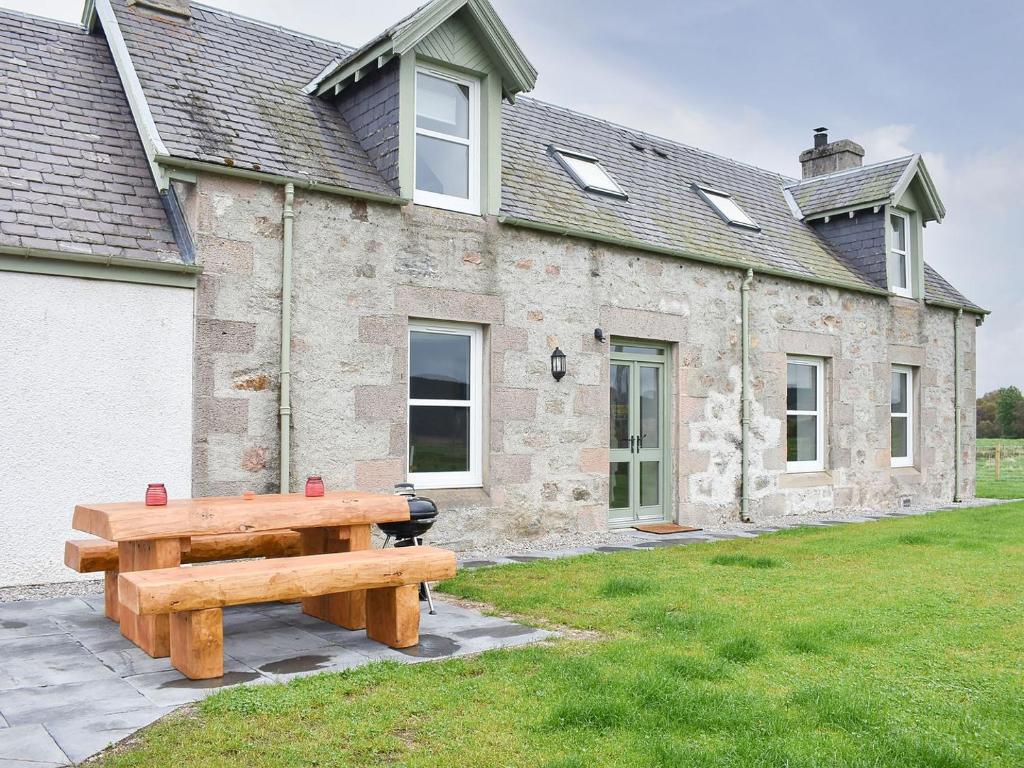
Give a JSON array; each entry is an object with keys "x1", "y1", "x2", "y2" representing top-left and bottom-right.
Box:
[
  {"x1": 977, "y1": 391, "x2": 1000, "y2": 438},
  {"x1": 996, "y1": 387, "x2": 1024, "y2": 438}
]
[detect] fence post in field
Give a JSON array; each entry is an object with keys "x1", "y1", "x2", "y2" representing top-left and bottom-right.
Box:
[{"x1": 995, "y1": 443, "x2": 1002, "y2": 482}]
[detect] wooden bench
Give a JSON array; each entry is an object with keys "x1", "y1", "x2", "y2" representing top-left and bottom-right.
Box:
[
  {"x1": 118, "y1": 546, "x2": 457, "y2": 679},
  {"x1": 65, "y1": 531, "x2": 302, "y2": 621}
]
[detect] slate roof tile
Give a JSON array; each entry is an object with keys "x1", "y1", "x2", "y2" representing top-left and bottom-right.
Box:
[{"x1": 0, "y1": 8, "x2": 179, "y2": 263}]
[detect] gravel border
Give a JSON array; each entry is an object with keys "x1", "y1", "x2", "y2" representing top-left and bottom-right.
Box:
[{"x1": 451, "y1": 497, "x2": 1015, "y2": 562}]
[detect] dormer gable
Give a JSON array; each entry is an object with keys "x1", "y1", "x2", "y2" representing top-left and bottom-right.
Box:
[
  {"x1": 785, "y1": 130, "x2": 947, "y2": 301},
  {"x1": 308, "y1": 0, "x2": 537, "y2": 216}
]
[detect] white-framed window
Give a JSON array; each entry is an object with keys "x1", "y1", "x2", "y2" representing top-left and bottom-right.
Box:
[
  {"x1": 414, "y1": 67, "x2": 480, "y2": 215},
  {"x1": 889, "y1": 210, "x2": 913, "y2": 297},
  {"x1": 694, "y1": 185, "x2": 760, "y2": 230},
  {"x1": 891, "y1": 365, "x2": 915, "y2": 468},
  {"x1": 407, "y1": 320, "x2": 483, "y2": 489},
  {"x1": 550, "y1": 146, "x2": 627, "y2": 198},
  {"x1": 786, "y1": 357, "x2": 825, "y2": 473}
]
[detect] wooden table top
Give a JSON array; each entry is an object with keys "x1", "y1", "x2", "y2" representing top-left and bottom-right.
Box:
[{"x1": 73, "y1": 491, "x2": 410, "y2": 542}]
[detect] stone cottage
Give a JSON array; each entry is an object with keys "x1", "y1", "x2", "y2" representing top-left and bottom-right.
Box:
[{"x1": 1, "y1": 0, "x2": 985, "y2": 581}]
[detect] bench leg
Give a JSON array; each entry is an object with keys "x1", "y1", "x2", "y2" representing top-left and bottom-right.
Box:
[
  {"x1": 366, "y1": 585, "x2": 420, "y2": 649},
  {"x1": 118, "y1": 538, "x2": 180, "y2": 658},
  {"x1": 170, "y1": 608, "x2": 224, "y2": 680},
  {"x1": 300, "y1": 525, "x2": 370, "y2": 630},
  {"x1": 104, "y1": 571, "x2": 119, "y2": 622}
]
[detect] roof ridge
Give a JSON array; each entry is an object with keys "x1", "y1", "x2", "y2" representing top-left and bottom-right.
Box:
[
  {"x1": 0, "y1": 6, "x2": 86, "y2": 31},
  {"x1": 188, "y1": 1, "x2": 354, "y2": 52},
  {"x1": 784, "y1": 154, "x2": 916, "y2": 189},
  {"x1": 516, "y1": 95, "x2": 798, "y2": 183}
]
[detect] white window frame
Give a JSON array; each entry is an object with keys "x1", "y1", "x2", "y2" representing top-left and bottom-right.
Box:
[
  {"x1": 891, "y1": 365, "x2": 915, "y2": 468},
  {"x1": 889, "y1": 209, "x2": 913, "y2": 298},
  {"x1": 413, "y1": 66, "x2": 481, "y2": 215},
  {"x1": 786, "y1": 356, "x2": 826, "y2": 473},
  {"x1": 407, "y1": 320, "x2": 483, "y2": 489}
]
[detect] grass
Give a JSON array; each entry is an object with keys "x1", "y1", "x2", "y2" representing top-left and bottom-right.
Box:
[
  {"x1": 976, "y1": 438, "x2": 1024, "y2": 499},
  {"x1": 97, "y1": 504, "x2": 1024, "y2": 767}
]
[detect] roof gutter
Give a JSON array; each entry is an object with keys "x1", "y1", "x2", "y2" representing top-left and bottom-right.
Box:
[
  {"x1": 154, "y1": 155, "x2": 409, "y2": 206},
  {"x1": 925, "y1": 298, "x2": 989, "y2": 316},
  {"x1": 497, "y1": 215, "x2": 891, "y2": 299},
  {"x1": 0, "y1": 245, "x2": 201, "y2": 288}
]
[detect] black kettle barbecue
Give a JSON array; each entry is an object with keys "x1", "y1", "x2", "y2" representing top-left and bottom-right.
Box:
[{"x1": 378, "y1": 484, "x2": 440, "y2": 613}]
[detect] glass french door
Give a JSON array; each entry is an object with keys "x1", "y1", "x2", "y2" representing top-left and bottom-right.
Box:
[{"x1": 608, "y1": 344, "x2": 667, "y2": 525}]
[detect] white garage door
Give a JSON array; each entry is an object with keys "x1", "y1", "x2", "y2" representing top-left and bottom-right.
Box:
[{"x1": 0, "y1": 272, "x2": 194, "y2": 587}]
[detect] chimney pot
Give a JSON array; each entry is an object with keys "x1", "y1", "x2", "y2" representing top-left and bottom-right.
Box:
[{"x1": 799, "y1": 129, "x2": 864, "y2": 179}]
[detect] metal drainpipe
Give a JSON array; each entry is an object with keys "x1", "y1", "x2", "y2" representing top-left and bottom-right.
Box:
[
  {"x1": 953, "y1": 308, "x2": 963, "y2": 503},
  {"x1": 740, "y1": 269, "x2": 755, "y2": 523},
  {"x1": 279, "y1": 183, "x2": 295, "y2": 493}
]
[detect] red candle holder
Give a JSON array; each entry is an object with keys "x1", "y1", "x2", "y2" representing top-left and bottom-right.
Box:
[
  {"x1": 145, "y1": 483, "x2": 168, "y2": 506},
  {"x1": 305, "y1": 476, "x2": 325, "y2": 497}
]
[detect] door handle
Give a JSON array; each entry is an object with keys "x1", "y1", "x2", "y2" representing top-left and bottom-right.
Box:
[
  {"x1": 637, "y1": 433, "x2": 646, "y2": 450},
  {"x1": 629, "y1": 436, "x2": 636, "y2": 454}
]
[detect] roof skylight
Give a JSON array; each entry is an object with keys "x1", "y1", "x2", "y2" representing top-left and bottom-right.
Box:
[
  {"x1": 694, "y1": 185, "x2": 760, "y2": 230},
  {"x1": 551, "y1": 147, "x2": 627, "y2": 199}
]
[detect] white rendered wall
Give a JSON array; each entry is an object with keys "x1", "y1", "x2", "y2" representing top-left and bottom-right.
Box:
[{"x1": 0, "y1": 272, "x2": 194, "y2": 587}]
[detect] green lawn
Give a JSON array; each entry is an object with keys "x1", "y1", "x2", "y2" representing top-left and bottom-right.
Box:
[
  {"x1": 977, "y1": 438, "x2": 1024, "y2": 499},
  {"x1": 99, "y1": 505, "x2": 1024, "y2": 767}
]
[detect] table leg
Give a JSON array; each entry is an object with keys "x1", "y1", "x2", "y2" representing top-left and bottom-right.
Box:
[
  {"x1": 299, "y1": 524, "x2": 371, "y2": 630},
  {"x1": 118, "y1": 537, "x2": 181, "y2": 658}
]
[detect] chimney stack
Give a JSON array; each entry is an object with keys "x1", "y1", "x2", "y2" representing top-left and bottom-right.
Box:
[{"x1": 799, "y1": 128, "x2": 865, "y2": 179}]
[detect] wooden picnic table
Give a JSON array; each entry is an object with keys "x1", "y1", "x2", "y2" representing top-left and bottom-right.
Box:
[{"x1": 73, "y1": 491, "x2": 409, "y2": 658}]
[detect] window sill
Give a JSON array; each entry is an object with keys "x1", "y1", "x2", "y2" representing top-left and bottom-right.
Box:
[
  {"x1": 418, "y1": 487, "x2": 492, "y2": 507},
  {"x1": 779, "y1": 471, "x2": 834, "y2": 489},
  {"x1": 413, "y1": 193, "x2": 481, "y2": 217},
  {"x1": 890, "y1": 466, "x2": 923, "y2": 484}
]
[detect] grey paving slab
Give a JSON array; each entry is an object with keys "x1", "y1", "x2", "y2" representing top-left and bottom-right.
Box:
[
  {"x1": 0, "y1": 614, "x2": 63, "y2": 642},
  {"x1": 253, "y1": 647, "x2": 370, "y2": 684},
  {"x1": 0, "y1": 724, "x2": 69, "y2": 767},
  {"x1": 223, "y1": 624, "x2": 337, "y2": 667},
  {"x1": 0, "y1": 634, "x2": 119, "y2": 691},
  {"x1": 46, "y1": 707, "x2": 172, "y2": 765},
  {"x1": 0, "y1": 713, "x2": 6, "y2": 728},
  {"x1": 93, "y1": 643, "x2": 176, "y2": 677},
  {"x1": 123, "y1": 663, "x2": 271, "y2": 708},
  {"x1": 0, "y1": 677, "x2": 150, "y2": 727}
]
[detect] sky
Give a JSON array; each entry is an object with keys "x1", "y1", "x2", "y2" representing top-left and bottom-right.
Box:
[{"x1": 7, "y1": 0, "x2": 1022, "y2": 394}]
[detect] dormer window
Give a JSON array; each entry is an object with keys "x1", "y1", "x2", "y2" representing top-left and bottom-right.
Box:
[
  {"x1": 551, "y1": 148, "x2": 627, "y2": 198},
  {"x1": 889, "y1": 210, "x2": 912, "y2": 297},
  {"x1": 694, "y1": 185, "x2": 760, "y2": 230},
  {"x1": 414, "y1": 68, "x2": 480, "y2": 214}
]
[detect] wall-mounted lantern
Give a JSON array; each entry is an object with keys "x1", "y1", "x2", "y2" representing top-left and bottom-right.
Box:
[{"x1": 551, "y1": 347, "x2": 567, "y2": 381}]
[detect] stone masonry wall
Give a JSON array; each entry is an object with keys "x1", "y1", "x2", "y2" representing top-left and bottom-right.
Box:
[{"x1": 182, "y1": 172, "x2": 977, "y2": 549}]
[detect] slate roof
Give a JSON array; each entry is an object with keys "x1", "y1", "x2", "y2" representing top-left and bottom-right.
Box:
[
  {"x1": 500, "y1": 99, "x2": 879, "y2": 291},
  {"x1": 924, "y1": 263, "x2": 984, "y2": 312},
  {"x1": 0, "y1": 9, "x2": 179, "y2": 263},
  {"x1": 99, "y1": 0, "x2": 982, "y2": 312},
  {"x1": 785, "y1": 157, "x2": 914, "y2": 219},
  {"x1": 110, "y1": 0, "x2": 394, "y2": 196}
]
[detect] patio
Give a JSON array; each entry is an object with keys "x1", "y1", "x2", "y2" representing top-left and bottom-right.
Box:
[{"x1": 0, "y1": 593, "x2": 548, "y2": 766}]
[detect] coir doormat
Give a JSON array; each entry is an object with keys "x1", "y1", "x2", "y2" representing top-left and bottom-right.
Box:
[{"x1": 632, "y1": 523, "x2": 703, "y2": 535}]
